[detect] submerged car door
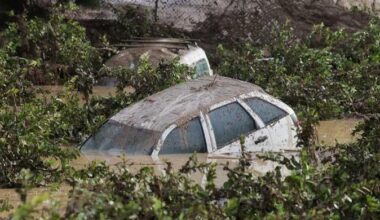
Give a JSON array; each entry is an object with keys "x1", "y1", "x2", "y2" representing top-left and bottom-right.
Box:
[
  {"x1": 205, "y1": 100, "x2": 272, "y2": 155},
  {"x1": 243, "y1": 97, "x2": 294, "y2": 151}
]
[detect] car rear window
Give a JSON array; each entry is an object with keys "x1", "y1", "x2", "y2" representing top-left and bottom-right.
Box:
[
  {"x1": 244, "y1": 98, "x2": 287, "y2": 125},
  {"x1": 160, "y1": 117, "x2": 207, "y2": 154},
  {"x1": 209, "y1": 102, "x2": 257, "y2": 148},
  {"x1": 194, "y1": 58, "x2": 209, "y2": 77}
]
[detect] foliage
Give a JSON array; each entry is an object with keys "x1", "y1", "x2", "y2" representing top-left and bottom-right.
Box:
[
  {"x1": 0, "y1": 48, "x2": 36, "y2": 108},
  {"x1": 0, "y1": 2, "x2": 192, "y2": 188},
  {"x1": 1, "y1": 8, "x2": 102, "y2": 86},
  {"x1": 0, "y1": 15, "x2": 190, "y2": 189},
  {"x1": 0, "y1": 100, "x2": 79, "y2": 187},
  {"x1": 101, "y1": 57, "x2": 192, "y2": 102},
  {"x1": 11, "y1": 192, "x2": 62, "y2": 220},
  {"x1": 216, "y1": 22, "x2": 380, "y2": 120},
  {"x1": 0, "y1": 199, "x2": 12, "y2": 213},
  {"x1": 9, "y1": 119, "x2": 376, "y2": 219},
  {"x1": 0, "y1": 58, "x2": 189, "y2": 188},
  {"x1": 1, "y1": 3, "x2": 380, "y2": 219},
  {"x1": 1, "y1": 15, "x2": 98, "y2": 186},
  {"x1": 63, "y1": 157, "x2": 222, "y2": 219}
]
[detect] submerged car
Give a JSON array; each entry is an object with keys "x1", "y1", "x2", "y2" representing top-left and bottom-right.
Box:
[
  {"x1": 100, "y1": 38, "x2": 213, "y2": 86},
  {"x1": 82, "y1": 76, "x2": 299, "y2": 156}
]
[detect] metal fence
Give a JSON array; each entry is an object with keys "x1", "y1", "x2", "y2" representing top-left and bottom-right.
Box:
[
  {"x1": 109, "y1": 1, "x2": 277, "y2": 28},
  {"x1": 110, "y1": 0, "x2": 379, "y2": 44},
  {"x1": 107, "y1": 0, "x2": 283, "y2": 44}
]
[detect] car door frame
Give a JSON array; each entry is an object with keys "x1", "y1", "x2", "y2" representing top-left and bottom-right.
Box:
[
  {"x1": 152, "y1": 92, "x2": 296, "y2": 157},
  {"x1": 151, "y1": 113, "x2": 213, "y2": 157},
  {"x1": 239, "y1": 91, "x2": 298, "y2": 151},
  {"x1": 203, "y1": 96, "x2": 271, "y2": 154}
]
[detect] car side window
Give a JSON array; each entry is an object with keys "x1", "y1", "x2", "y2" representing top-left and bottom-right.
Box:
[
  {"x1": 209, "y1": 102, "x2": 257, "y2": 149},
  {"x1": 194, "y1": 58, "x2": 209, "y2": 77},
  {"x1": 160, "y1": 117, "x2": 207, "y2": 154},
  {"x1": 244, "y1": 98, "x2": 287, "y2": 125}
]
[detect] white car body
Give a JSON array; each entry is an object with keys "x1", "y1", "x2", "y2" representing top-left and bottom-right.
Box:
[
  {"x1": 153, "y1": 90, "x2": 297, "y2": 157},
  {"x1": 82, "y1": 76, "x2": 298, "y2": 156},
  {"x1": 179, "y1": 46, "x2": 213, "y2": 77},
  {"x1": 105, "y1": 39, "x2": 213, "y2": 79}
]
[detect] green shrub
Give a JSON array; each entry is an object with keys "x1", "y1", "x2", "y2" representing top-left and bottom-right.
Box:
[
  {"x1": 0, "y1": 101, "x2": 79, "y2": 187},
  {"x1": 0, "y1": 46, "x2": 191, "y2": 188},
  {"x1": 1, "y1": 9, "x2": 102, "y2": 85},
  {"x1": 216, "y1": 22, "x2": 380, "y2": 120},
  {"x1": 51, "y1": 120, "x2": 379, "y2": 218},
  {"x1": 1, "y1": 3, "x2": 380, "y2": 219}
]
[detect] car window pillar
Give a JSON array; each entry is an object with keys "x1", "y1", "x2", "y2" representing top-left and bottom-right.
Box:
[
  {"x1": 236, "y1": 98, "x2": 266, "y2": 128},
  {"x1": 153, "y1": 113, "x2": 211, "y2": 156},
  {"x1": 203, "y1": 111, "x2": 218, "y2": 152},
  {"x1": 205, "y1": 98, "x2": 239, "y2": 152},
  {"x1": 200, "y1": 111, "x2": 214, "y2": 153},
  {"x1": 205, "y1": 97, "x2": 273, "y2": 153},
  {"x1": 152, "y1": 124, "x2": 177, "y2": 157}
]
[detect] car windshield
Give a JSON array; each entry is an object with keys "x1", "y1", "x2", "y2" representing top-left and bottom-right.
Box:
[{"x1": 81, "y1": 120, "x2": 161, "y2": 155}]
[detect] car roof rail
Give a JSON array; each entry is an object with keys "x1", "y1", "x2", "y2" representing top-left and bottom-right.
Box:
[{"x1": 113, "y1": 38, "x2": 199, "y2": 49}]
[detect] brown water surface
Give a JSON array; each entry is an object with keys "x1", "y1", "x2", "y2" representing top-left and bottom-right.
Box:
[
  {"x1": 35, "y1": 85, "x2": 134, "y2": 105},
  {"x1": 0, "y1": 152, "x2": 294, "y2": 217},
  {"x1": 0, "y1": 185, "x2": 71, "y2": 218},
  {"x1": 316, "y1": 118, "x2": 360, "y2": 145}
]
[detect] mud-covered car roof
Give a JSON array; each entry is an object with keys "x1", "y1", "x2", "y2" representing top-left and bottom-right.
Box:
[
  {"x1": 112, "y1": 75, "x2": 264, "y2": 132},
  {"x1": 105, "y1": 47, "x2": 179, "y2": 68},
  {"x1": 82, "y1": 76, "x2": 265, "y2": 154},
  {"x1": 105, "y1": 39, "x2": 198, "y2": 68}
]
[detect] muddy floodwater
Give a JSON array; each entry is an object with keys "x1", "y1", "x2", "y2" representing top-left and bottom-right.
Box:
[
  {"x1": 36, "y1": 85, "x2": 117, "y2": 97},
  {"x1": 35, "y1": 85, "x2": 134, "y2": 105},
  {"x1": 0, "y1": 118, "x2": 360, "y2": 216},
  {"x1": 316, "y1": 118, "x2": 360, "y2": 145},
  {"x1": 0, "y1": 152, "x2": 295, "y2": 217},
  {"x1": 2, "y1": 83, "x2": 362, "y2": 218}
]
